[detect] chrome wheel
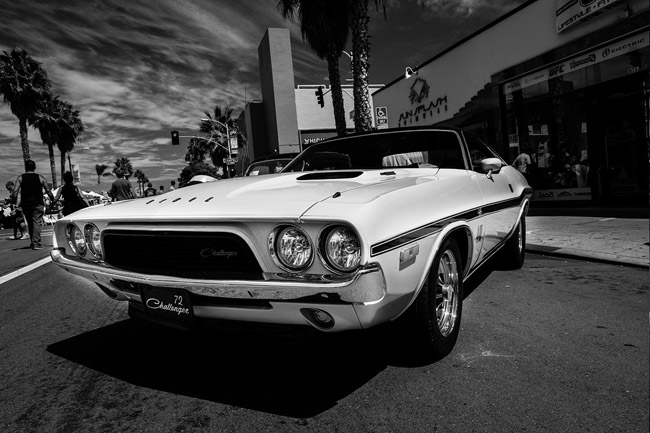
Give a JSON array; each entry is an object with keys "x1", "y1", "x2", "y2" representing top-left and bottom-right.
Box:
[
  {"x1": 515, "y1": 221, "x2": 524, "y2": 255},
  {"x1": 402, "y1": 236, "x2": 463, "y2": 361},
  {"x1": 435, "y1": 249, "x2": 460, "y2": 337}
]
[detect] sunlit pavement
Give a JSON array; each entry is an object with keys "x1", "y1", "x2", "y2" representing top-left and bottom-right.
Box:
[
  {"x1": 526, "y1": 216, "x2": 649, "y2": 269},
  {"x1": 0, "y1": 227, "x2": 54, "y2": 280}
]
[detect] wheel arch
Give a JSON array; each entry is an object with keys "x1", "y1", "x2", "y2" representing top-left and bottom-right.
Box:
[{"x1": 396, "y1": 221, "x2": 473, "y2": 318}]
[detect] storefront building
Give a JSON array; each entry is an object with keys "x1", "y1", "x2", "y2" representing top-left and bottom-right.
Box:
[{"x1": 372, "y1": 0, "x2": 648, "y2": 206}]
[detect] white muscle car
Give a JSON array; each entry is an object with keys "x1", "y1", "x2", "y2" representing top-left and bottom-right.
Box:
[{"x1": 51, "y1": 127, "x2": 531, "y2": 360}]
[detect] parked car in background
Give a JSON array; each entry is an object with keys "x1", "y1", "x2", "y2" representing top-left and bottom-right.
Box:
[
  {"x1": 244, "y1": 153, "x2": 298, "y2": 176},
  {"x1": 186, "y1": 175, "x2": 218, "y2": 186},
  {"x1": 50, "y1": 126, "x2": 531, "y2": 361}
]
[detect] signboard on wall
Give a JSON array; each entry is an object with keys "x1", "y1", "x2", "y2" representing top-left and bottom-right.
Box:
[
  {"x1": 503, "y1": 31, "x2": 649, "y2": 95},
  {"x1": 299, "y1": 130, "x2": 339, "y2": 148},
  {"x1": 555, "y1": 0, "x2": 624, "y2": 33},
  {"x1": 532, "y1": 187, "x2": 592, "y2": 201}
]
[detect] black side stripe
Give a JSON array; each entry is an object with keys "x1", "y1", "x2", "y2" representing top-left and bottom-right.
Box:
[{"x1": 370, "y1": 192, "x2": 530, "y2": 257}]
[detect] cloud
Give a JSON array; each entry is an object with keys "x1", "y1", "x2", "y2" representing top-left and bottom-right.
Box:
[{"x1": 409, "y1": 0, "x2": 523, "y2": 16}]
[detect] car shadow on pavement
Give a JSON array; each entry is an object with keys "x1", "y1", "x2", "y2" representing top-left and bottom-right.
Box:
[
  {"x1": 47, "y1": 319, "x2": 388, "y2": 418},
  {"x1": 45, "y1": 257, "x2": 502, "y2": 417}
]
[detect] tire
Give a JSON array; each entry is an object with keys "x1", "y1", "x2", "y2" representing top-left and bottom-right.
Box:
[
  {"x1": 501, "y1": 215, "x2": 526, "y2": 270},
  {"x1": 405, "y1": 237, "x2": 463, "y2": 361}
]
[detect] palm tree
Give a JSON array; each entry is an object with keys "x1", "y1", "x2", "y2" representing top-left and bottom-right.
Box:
[
  {"x1": 349, "y1": 1, "x2": 385, "y2": 132},
  {"x1": 133, "y1": 169, "x2": 148, "y2": 196},
  {"x1": 184, "y1": 136, "x2": 212, "y2": 165},
  {"x1": 57, "y1": 102, "x2": 84, "y2": 183},
  {"x1": 95, "y1": 164, "x2": 111, "y2": 185},
  {"x1": 199, "y1": 106, "x2": 240, "y2": 177},
  {"x1": 32, "y1": 95, "x2": 65, "y2": 188},
  {"x1": 276, "y1": 0, "x2": 350, "y2": 136},
  {"x1": 113, "y1": 157, "x2": 133, "y2": 178},
  {"x1": 0, "y1": 48, "x2": 52, "y2": 162}
]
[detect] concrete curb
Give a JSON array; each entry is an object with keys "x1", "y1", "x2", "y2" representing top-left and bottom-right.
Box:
[{"x1": 526, "y1": 244, "x2": 649, "y2": 269}]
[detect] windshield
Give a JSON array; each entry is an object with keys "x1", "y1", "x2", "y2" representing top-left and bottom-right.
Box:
[
  {"x1": 283, "y1": 130, "x2": 467, "y2": 172},
  {"x1": 245, "y1": 158, "x2": 293, "y2": 176}
]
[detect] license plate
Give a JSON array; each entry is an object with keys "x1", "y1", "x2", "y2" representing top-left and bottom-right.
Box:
[{"x1": 140, "y1": 285, "x2": 194, "y2": 326}]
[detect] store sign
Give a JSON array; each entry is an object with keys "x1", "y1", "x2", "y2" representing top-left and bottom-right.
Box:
[
  {"x1": 398, "y1": 78, "x2": 448, "y2": 126},
  {"x1": 532, "y1": 187, "x2": 592, "y2": 201},
  {"x1": 503, "y1": 31, "x2": 649, "y2": 95},
  {"x1": 555, "y1": 0, "x2": 623, "y2": 33}
]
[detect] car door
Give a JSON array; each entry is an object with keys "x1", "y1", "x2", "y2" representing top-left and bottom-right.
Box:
[{"x1": 465, "y1": 134, "x2": 521, "y2": 261}]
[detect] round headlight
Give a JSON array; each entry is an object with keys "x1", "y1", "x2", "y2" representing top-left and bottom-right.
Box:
[
  {"x1": 66, "y1": 224, "x2": 87, "y2": 256},
  {"x1": 321, "y1": 226, "x2": 361, "y2": 273},
  {"x1": 272, "y1": 226, "x2": 313, "y2": 271},
  {"x1": 84, "y1": 224, "x2": 102, "y2": 258}
]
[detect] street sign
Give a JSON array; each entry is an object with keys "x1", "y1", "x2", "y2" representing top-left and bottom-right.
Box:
[
  {"x1": 224, "y1": 158, "x2": 238, "y2": 165},
  {"x1": 229, "y1": 136, "x2": 238, "y2": 155},
  {"x1": 375, "y1": 106, "x2": 388, "y2": 129}
]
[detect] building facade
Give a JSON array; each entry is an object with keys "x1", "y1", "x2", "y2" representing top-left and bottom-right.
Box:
[
  {"x1": 240, "y1": 28, "x2": 383, "y2": 168},
  {"x1": 372, "y1": 0, "x2": 648, "y2": 206}
]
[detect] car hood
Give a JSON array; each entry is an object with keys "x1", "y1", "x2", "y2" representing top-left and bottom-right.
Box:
[{"x1": 68, "y1": 168, "x2": 457, "y2": 221}]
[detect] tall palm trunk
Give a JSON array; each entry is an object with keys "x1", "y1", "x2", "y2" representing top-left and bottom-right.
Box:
[
  {"x1": 326, "y1": 52, "x2": 347, "y2": 136},
  {"x1": 19, "y1": 117, "x2": 30, "y2": 162},
  {"x1": 60, "y1": 152, "x2": 67, "y2": 184},
  {"x1": 350, "y1": 0, "x2": 373, "y2": 132},
  {"x1": 46, "y1": 142, "x2": 57, "y2": 189}
]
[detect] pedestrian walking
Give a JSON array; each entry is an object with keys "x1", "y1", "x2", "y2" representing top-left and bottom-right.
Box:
[
  {"x1": 109, "y1": 170, "x2": 135, "y2": 201},
  {"x1": 159, "y1": 185, "x2": 165, "y2": 194},
  {"x1": 53, "y1": 171, "x2": 89, "y2": 216},
  {"x1": 14, "y1": 160, "x2": 55, "y2": 249},
  {"x1": 169, "y1": 180, "x2": 176, "y2": 191},
  {"x1": 143, "y1": 182, "x2": 157, "y2": 197},
  {"x1": 4, "y1": 181, "x2": 27, "y2": 239}
]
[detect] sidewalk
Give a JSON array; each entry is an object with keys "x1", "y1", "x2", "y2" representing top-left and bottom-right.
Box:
[{"x1": 526, "y1": 216, "x2": 649, "y2": 269}]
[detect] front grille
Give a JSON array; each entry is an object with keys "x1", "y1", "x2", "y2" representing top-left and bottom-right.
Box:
[{"x1": 102, "y1": 230, "x2": 262, "y2": 279}]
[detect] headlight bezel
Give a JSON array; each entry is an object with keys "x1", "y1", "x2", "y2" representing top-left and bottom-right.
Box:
[
  {"x1": 268, "y1": 225, "x2": 314, "y2": 272},
  {"x1": 318, "y1": 225, "x2": 362, "y2": 274},
  {"x1": 84, "y1": 223, "x2": 102, "y2": 259},
  {"x1": 65, "y1": 223, "x2": 87, "y2": 256}
]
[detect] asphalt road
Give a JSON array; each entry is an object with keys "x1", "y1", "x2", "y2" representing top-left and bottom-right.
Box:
[{"x1": 0, "y1": 254, "x2": 647, "y2": 432}]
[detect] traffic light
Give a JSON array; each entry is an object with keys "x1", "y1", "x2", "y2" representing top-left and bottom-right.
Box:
[
  {"x1": 315, "y1": 86, "x2": 324, "y2": 108},
  {"x1": 171, "y1": 130, "x2": 179, "y2": 145}
]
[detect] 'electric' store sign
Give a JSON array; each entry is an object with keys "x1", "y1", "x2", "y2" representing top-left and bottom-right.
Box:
[
  {"x1": 503, "y1": 31, "x2": 648, "y2": 95},
  {"x1": 555, "y1": 0, "x2": 623, "y2": 33}
]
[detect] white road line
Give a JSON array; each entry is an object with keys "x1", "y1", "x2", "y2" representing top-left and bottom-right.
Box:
[{"x1": 0, "y1": 257, "x2": 52, "y2": 285}]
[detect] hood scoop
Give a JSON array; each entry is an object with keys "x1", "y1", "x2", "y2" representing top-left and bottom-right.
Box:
[{"x1": 297, "y1": 171, "x2": 363, "y2": 181}]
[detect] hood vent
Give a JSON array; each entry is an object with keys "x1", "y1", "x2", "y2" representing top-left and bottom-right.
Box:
[{"x1": 297, "y1": 171, "x2": 363, "y2": 181}]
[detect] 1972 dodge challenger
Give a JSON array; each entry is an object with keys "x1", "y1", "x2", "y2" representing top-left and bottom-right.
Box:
[{"x1": 51, "y1": 126, "x2": 531, "y2": 360}]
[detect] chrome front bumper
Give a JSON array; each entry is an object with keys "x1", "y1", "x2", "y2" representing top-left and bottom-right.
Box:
[{"x1": 51, "y1": 248, "x2": 390, "y2": 331}]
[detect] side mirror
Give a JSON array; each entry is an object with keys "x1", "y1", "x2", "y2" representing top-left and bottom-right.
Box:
[
  {"x1": 481, "y1": 157, "x2": 503, "y2": 180},
  {"x1": 481, "y1": 158, "x2": 503, "y2": 173}
]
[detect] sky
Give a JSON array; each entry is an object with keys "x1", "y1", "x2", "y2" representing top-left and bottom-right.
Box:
[{"x1": 0, "y1": 0, "x2": 527, "y2": 193}]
